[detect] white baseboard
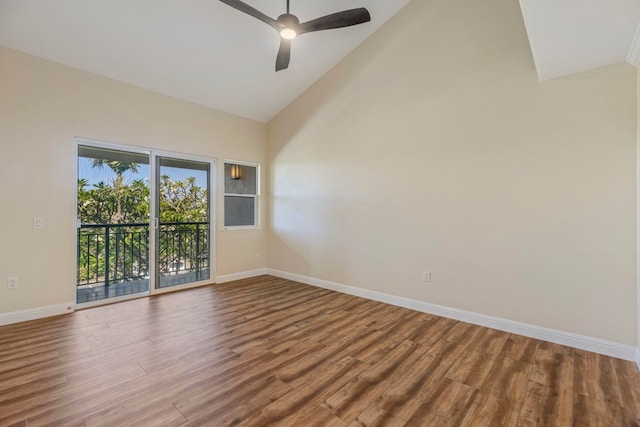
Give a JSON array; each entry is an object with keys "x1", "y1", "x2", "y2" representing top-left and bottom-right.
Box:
[
  {"x1": 216, "y1": 268, "x2": 269, "y2": 284},
  {"x1": 0, "y1": 303, "x2": 74, "y2": 327},
  {"x1": 267, "y1": 269, "x2": 637, "y2": 362}
]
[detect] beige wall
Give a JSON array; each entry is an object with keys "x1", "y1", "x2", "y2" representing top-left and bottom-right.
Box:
[
  {"x1": 268, "y1": 0, "x2": 638, "y2": 345},
  {"x1": 0, "y1": 46, "x2": 267, "y2": 314}
]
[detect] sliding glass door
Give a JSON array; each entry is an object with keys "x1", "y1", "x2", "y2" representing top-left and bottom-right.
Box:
[
  {"x1": 76, "y1": 142, "x2": 214, "y2": 305},
  {"x1": 155, "y1": 156, "x2": 211, "y2": 289},
  {"x1": 76, "y1": 145, "x2": 151, "y2": 304}
]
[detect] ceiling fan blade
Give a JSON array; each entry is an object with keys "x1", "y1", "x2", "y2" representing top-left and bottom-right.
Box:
[
  {"x1": 298, "y1": 8, "x2": 371, "y2": 35},
  {"x1": 219, "y1": 0, "x2": 280, "y2": 31},
  {"x1": 276, "y1": 38, "x2": 292, "y2": 71}
]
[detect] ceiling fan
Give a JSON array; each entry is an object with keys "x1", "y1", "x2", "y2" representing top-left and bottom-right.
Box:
[{"x1": 219, "y1": 0, "x2": 371, "y2": 71}]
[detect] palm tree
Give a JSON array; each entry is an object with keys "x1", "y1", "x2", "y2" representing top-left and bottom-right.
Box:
[{"x1": 91, "y1": 160, "x2": 139, "y2": 223}]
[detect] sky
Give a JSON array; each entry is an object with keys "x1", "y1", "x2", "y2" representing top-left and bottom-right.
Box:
[{"x1": 78, "y1": 157, "x2": 208, "y2": 189}]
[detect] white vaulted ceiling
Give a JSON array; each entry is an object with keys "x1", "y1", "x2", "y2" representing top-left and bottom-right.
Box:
[
  {"x1": 519, "y1": 0, "x2": 640, "y2": 80},
  {"x1": 0, "y1": 0, "x2": 411, "y2": 122},
  {"x1": 0, "y1": 0, "x2": 638, "y2": 122}
]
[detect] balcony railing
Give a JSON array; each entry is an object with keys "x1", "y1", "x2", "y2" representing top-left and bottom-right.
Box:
[{"x1": 77, "y1": 221, "x2": 209, "y2": 288}]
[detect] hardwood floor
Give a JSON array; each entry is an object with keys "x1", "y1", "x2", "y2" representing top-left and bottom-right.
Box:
[{"x1": 1, "y1": 275, "x2": 639, "y2": 426}]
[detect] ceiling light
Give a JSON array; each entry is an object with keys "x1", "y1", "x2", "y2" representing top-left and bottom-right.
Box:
[{"x1": 280, "y1": 28, "x2": 297, "y2": 40}]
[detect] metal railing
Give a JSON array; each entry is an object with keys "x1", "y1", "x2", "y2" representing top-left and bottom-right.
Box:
[{"x1": 77, "y1": 221, "x2": 209, "y2": 287}]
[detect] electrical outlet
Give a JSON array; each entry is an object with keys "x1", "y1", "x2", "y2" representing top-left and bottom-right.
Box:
[
  {"x1": 7, "y1": 276, "x2": 18, "y2": 289},
  {"x1": 422, "y1": 271, "x2": 431, "y2": 283},
  {"x1": 33, "y1": 218, "x2": 44, "y2": 229}
]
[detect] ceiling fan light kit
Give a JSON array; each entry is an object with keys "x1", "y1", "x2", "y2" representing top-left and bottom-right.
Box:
[
  {"x1": 219, "y1": 0, "x2": 371, "y2": 71},
  {"x1": 278, "y1": 13, "x2": 300, "y2": 39}
]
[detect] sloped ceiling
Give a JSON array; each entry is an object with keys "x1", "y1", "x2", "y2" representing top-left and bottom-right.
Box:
[
  {"x1": 0, "y1": 0, "x2": 638, "y2": 123},
  {"x1": 519, "y1": 0, "x2": 640, "y2": 80},
  {"x1": 0, "y1": 0, "x2": 411, "y2": 122}
]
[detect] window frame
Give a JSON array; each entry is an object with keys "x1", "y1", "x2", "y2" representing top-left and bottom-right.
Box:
[{"x1": 223, "y1": 160, "x2": 260, "y2": 231}]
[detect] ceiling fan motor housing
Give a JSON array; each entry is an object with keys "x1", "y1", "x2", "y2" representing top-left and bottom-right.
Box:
[{"x1": 277, "y1": 13, "x2": 300, "y2": 29}]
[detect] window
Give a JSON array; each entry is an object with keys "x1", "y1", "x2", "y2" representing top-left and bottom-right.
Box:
[{"x1": 224, "y1": 162, "x2": 259, "y2": 228}]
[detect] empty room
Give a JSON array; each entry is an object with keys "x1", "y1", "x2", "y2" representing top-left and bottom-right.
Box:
[{"x1": 1, "y1": 0, "x2": 640, "y2": 425}]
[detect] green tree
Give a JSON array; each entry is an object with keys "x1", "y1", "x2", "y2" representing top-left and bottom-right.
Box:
[
  {"x1": 77, "y1": 161, "x2": 209, "y2": 286},
  {"x1": 159, "y1": 175, "x2": 207, "y2": 223},
  {"x1": 91, "y1": 160, "x2": 139, "y2": 223},
  {"x1": 157, "y1": 175, "x2": 208, "y2": 273},
  {"x1": 78, "y1": 160, "x2": 146, "y2": 285}
]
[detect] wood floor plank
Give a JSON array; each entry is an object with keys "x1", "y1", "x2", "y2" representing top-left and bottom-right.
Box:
[
  {"x1": 518, "y1": 341, "x2": 574, "y2": 426},
  {"x1": 173, "y1": 343, "x2": 317, "y2": 418},
  {"x1": 376, "y1": 348, "x2": 437, "y2": 407},
  {"x1": 517, "y1": 381, "x2": 547, "y2": 427},
  {"x1": 23, "y1": 346, "x2": 261, "y2": 426},
  {"x1": 612, "y1": 357, "x2": 640, "y2": 425},
  {"x1": 501, "y1": 333, "x2": 540, "y2": 363},
  {"x1": 347, "y1": 404, "x2": 406, "y2": 427},
  {"x1": 237, "y1": 356, "x2": 369, "y2": 427},
  {"x1": 291, "y1": 406, "x2": 348, "y2": 427},
  {"x1": 573, "y1": 347, "x2": 631, "y2": 423},
  {"x1": 276, "y1": 361, "x2": 371, "y2": 427},
  {"x1": 180, "y1": 377, "x2": 292, "y2": 426},
  {"x1": 458, "y1": 356, "x2": 532, "y2": 427},
  {"x1": 0, "y1": 374, "x2": 69, "y2": 408},
  {"x1": 323, "y1": 340, "x2": 421, "y2": 421},
  {"x1": 275, "y1": 328, "x2": 378, "y2": 389},
  {"x1": 404, "y1": 378, "x2": 477, "y2": 427},
  {"x1": 0, "y1": 275, "x2": 638, "y2": 426},
  {"x1": 0, "y1": 363, "x2": 146, "y2": 426},
  {"x1": 117, "y1": 405, "x2": 187, "y2": 427},
  {"x1": 573, "y1": 392, "x2": 628, "y2": 427},
  {"x1": 446, "y1": 347, "x2": 500, "y2": 389},
  {"x1": 445, "y1": 328, "x2": 509, "y2": 391},
  {"x1": 377, "y1": 340, "x2": 467, "y2": 421},
  {"x1": 411, "y1": 315, "x2": 457, "y2": 348}
]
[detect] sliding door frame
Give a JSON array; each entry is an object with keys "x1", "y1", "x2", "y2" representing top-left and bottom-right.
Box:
[
  {"x1": 152, "y1": 149, "x2": 217, "y2": 296},
  {"x1": 74, "y1": 138, "x2": 217, "y2": 307}
]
